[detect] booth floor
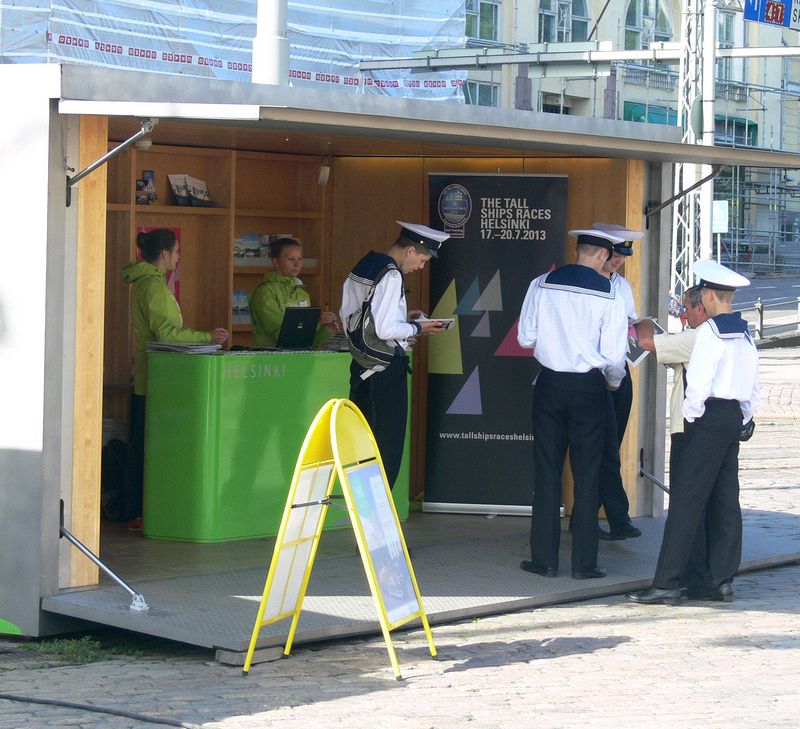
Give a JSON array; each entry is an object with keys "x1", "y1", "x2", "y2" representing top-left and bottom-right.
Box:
[{"x1": 42, "y1": 509, "x2": 800, "y2": 664}]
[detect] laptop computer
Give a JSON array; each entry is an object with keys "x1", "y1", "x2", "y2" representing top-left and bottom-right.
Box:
[{"x1": 276, "y1": 306, "x2": 321, "y2": 349}]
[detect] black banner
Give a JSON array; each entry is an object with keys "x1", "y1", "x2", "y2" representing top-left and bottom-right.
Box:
[{"x1": 424, "y1": 174, "x2": 567, "y2": 511}]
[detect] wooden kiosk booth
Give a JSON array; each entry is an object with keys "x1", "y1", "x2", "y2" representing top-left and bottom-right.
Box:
[{"x1": 3, "y1": 63, "x2": 795, "y2": 649}]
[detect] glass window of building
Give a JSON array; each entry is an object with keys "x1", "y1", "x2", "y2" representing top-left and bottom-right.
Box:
[
  {"x1": 467, "y1": 0, "x2": 500, "y2": 42},
  {"x1": 465, "y1": 80, "x2": 500, "y2": 106},
  {"x1": 539, "y1": 0, "x2": 590, "y2": 43},
  {"x1": 624, "y1": 0, "x2": 672, "y2": 50},
  {"x1": 717, "y1": 11, "x2": 735, "y2": 81}
]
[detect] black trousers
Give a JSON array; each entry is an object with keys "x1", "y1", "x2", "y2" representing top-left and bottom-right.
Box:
[
  {"x1": 123, "y1": 393, "x2": 146, "y2": 521},
  {"x1": 598, "y1": 367, "x2": 633, "y2": 529},
  {"x1": 653, "y1": 399, "x2": 742, "y2": 590},
  {"x1": 531, "y1": 368, "x2": 607, "y2": 574},
  {"x1": 349, "y1": 355, "x2": 408, "y2": 490}
]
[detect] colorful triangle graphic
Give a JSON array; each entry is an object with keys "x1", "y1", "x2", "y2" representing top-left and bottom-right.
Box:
[
  {"x1": 446, "y1": 365, "x2": 482, "y2": 415},
  {"x1": 429, "y1": 280, "x2": 463, "y2": 375},
  {"x1": 454, "y1": 277, "x2": 483, "y2": 315},
  {"x1": 474, "y1": 270, "x2": 502, "y2": 311},
  {"x1": 495, "y1": 318, "x2": 534, "y2": 358},
  {"x1": 470, "y1": 311, "x2": 491, "y2": 337}
]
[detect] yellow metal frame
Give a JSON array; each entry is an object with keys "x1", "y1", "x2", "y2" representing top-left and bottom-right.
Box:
[{"x1": 242, "y1": 398, "x2": 436, "y2": 680}]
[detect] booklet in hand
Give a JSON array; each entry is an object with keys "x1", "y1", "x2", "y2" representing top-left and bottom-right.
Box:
[
  {"x1": 416, "y1": 315, "x2": 455, "y2": 330},
  {"x1": 627, "y1": 318, "x2": 664, "y2": 367}
]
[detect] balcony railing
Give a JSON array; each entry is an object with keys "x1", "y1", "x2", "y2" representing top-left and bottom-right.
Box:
[{"x1": 620, "y1": 63, "x2": 677, "y2": 90}]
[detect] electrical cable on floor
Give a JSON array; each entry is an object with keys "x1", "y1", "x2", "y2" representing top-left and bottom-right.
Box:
[{"x1": 0, "y1": 693, "x2": 201, "y2": 728}]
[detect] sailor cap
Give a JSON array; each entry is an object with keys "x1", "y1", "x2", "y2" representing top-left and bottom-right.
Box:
[
  {"x1": 693, "y1": 259, "x2": 751, "y2": 291},
  {"x1": 592, "y1": 222, "x2": 644, "y2": 256},
  {"x1": 568, "y1": 228, "x2": 626, "y2": 251},
  {"x1": 396, "y1": 221, "x2": 449, "y2": 258}
]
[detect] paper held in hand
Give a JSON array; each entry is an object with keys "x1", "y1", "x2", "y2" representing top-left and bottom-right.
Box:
[
  {"x1": 416, "y1": 315, "x2": 455, "y2": 330},
  {"x1": 627, "y1": 317, "x2": 665, "y2": 367}
]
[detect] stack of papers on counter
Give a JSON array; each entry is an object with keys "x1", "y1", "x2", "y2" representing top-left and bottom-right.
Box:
[{"x1": 148, "y1": 342, "x2": 222, "y2": 354}]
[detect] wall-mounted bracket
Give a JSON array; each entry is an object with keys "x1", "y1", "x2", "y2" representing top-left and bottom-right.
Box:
[{"x1": 66, "y1": 118, "x2": 158, "y2": 207}]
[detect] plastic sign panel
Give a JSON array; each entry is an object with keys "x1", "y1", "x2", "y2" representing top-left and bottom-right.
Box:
[
  {"x1": 344, "y1": 462, "x2": 420, "y2": 625},
  {"x1": 713, "y1": 200, "x2": 730, "y2": 234},
  {"x1": 744, "y1": 0, "x2": 800, "y2": 30}
]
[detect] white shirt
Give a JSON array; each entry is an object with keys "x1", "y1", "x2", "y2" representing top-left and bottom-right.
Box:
[
  {"x1": 340, "y1": 267, "x2": 417, "y2": 350},
  {"x1": 654, "y1": 329, "x2": 696, "y2": 434},
  {"x1": 517, "y1": 264, "x2": 629, "y2": 388},
  {"x1": 611, "y1": 273, "x2": 638, "y2": 323},
  {"x1": 683, "y1": 317, "x2": 760, "y2": 424}
]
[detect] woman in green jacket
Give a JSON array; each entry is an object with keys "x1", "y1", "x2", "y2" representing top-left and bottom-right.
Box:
[
  {"x1": 249, "y1": 237, "x2": 337, "y2": 348},
  {"x1": 121, "y1": 228, "x2": 229, "y2": 529}
]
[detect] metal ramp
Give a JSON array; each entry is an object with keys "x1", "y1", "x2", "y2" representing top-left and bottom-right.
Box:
[{"x1": 42, "y1": 511, "x2": 800, "y2": 664}]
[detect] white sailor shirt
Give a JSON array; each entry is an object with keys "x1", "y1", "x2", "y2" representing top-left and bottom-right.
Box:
[
  {"x1": 517, "y1": 263, "x2": 628, "y2": 388},
  {"x1": 683, "y1": 312, "x2": 760, "y2": 424},
  {"x1": 611, "y1": 272, "x2": 638, "y2": 323}
]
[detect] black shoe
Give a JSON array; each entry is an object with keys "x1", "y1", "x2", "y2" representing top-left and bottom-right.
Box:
[
  {"x1": 600, "y1": 521, "x2": 642, "y2": 541},
  {"x1": 520, "y1": 560, "x2": 558, "y2": 578},
  {"x1": 627, "y1": 587, "x2": 683, "y2": 605},
  {"x1": 717, "y1": 583, "x2": 734, "y2": 602},
  {"x1": 686, "y1": 583, "x2": 734, "y2": 602},
  {"x1": 572, "y1": 567, "x2": 607, "y2": 580}
]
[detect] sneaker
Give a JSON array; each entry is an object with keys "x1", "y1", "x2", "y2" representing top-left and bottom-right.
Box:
[{"x1": 127, "y1": 517, "x2": 143, "y2": 531}]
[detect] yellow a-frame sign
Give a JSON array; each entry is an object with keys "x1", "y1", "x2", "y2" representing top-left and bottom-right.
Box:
[{"x1": 242, "y1": 398, "x2": 436, "y2": 680}]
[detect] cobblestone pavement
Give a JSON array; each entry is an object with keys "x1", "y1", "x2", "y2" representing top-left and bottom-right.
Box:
[{"x1": 1, "y1": 349, "x2": 799, "y2": 729}]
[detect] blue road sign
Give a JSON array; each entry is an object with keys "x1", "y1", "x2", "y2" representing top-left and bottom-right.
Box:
[{"x1": 744, "y1": 0, "x2": 800, "y2": 29}]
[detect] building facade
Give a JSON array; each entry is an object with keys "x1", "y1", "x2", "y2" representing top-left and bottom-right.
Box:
[{"x1": 463, "y1": 0, "x2": 800, "y2": 272}]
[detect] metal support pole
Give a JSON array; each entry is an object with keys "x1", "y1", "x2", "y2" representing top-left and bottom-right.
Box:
[
  {"x1": 66, "y1": 118, "x2": 158, "y2": 207},
  {"x1": 639, "y1": 448, "x2": 670, "y2": 493},
  {"x1": 755, "y1": 297, "x2": 763, "y2": 339},
  {"x1": 59, "y1": 502, "x2": 148, "y2": 612}
]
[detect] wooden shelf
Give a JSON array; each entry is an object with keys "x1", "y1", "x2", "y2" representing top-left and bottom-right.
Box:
[
  {"x1": 133, "y1": 205, "x2": 230, "y2": 216},
  {"x1": 235, "y1": 209, "x2": 322, "y2": 219},
  {"x1": 233, "y1": 266, "x2": 319, "y2": 275},
  {"x1": 108, "y1": 203, "x2": 131, "y2": 212},
  {"x1": 232, "y1": 323, "x2": 253, "y2": 332}
]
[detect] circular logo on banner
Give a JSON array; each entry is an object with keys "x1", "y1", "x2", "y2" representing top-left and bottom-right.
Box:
[{"x1": 438, "y1": 184, "x2": 472, "y2": 237}]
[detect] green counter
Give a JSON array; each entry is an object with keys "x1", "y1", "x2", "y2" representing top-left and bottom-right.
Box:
[{"x1": 143, "y1": 351, "x2": 410, "y2": 542}]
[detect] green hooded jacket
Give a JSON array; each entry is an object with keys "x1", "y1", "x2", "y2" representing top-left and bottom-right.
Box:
[
  {"x1": 122, "y1": 261, "x2": 211, "y2": 395},
  {"x1": 249, "y1": 271, "x2": 332, "y2": 348}
]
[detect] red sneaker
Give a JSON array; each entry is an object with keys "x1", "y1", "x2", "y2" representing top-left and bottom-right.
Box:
[{"x1": 127, "y1": 517, "x2": 143, "y2": 531}]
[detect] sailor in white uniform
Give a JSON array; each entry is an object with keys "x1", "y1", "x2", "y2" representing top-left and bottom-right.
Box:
[
  {"x1": 341, "y1": 221, "x2": 448, "y2": 489},
  {"x1": 517, "y1": 228, "x2": 628, "y2": 579},
  {"x1": 629, "y1": 260, "x2": 760, "y2": 605},
  {"x1": 593, "y1": 222, "x2": 644, "y2": 541}
]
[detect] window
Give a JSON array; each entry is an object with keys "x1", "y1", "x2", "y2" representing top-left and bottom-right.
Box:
[
  {"x1": 717, "y1": 11, "x2": 735, "y2": 81},
  {"x1": 624, "y1": 0, "x2": 672, "y2": 51},
  {"x1": 465, "y1": 80, "x2": 500, "y2": 106},
  {"x1": 539, "y1": 0, "x2": 590, "y2": 43},
  {"x1": 467, "y1": 0, "x2": 499, "y2": 42}
]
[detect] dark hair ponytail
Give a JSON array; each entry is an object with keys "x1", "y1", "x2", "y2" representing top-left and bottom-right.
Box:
[{"x1": 136, "y1": 228, "x2": 176, "y2": 262}]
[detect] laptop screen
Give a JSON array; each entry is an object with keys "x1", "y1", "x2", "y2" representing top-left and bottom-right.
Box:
[{"x1": 276, "y1": 306, "x2": 321, "y2": 349}]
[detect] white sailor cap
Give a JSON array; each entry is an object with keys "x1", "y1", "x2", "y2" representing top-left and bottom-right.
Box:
[
  {"x1": 568, "y1": 228, "x2": 626, "y2": 251},
  {"x1": 592, "y1": 222, "x2": 644, "y2": 256},
  {"x1": 396, "y1": 221, "x2": 449, "y2": 258},
  {"x1": 693, "y1": 259, "x2": 751, "y2": 291}
]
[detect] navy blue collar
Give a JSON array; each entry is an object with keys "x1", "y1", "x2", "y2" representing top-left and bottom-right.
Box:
[
  {"x1": 351, "y1": 251, "x2": 397, "y2": 281},
  {"x1": 540, "y1": 264, "x2": 613, "y2": 297},
  {"x1": 709, "y1": 312, "x2": 750, "y2": 339}
]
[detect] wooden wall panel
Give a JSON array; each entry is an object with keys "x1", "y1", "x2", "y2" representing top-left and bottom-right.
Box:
[{"x1": 72, "y1": 116, "x2": 109, "y2": 586}]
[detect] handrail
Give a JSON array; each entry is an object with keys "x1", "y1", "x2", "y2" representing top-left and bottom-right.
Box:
[{"x1": 734, "y1": 296, "x2": 800, "y2": 339}]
